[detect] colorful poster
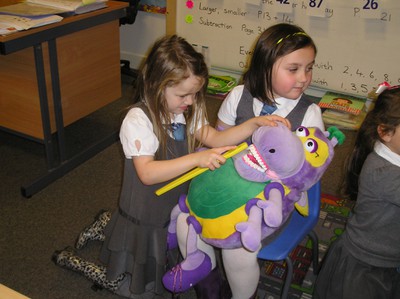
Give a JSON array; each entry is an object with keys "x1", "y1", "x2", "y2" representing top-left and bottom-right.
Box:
[{"x1": 139, "y1": 0, "x2": 166, "y2": 14}]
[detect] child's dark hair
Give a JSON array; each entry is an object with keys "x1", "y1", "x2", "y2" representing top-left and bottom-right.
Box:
[
  {"x1": 344, "y1": 87, "x2": 400, "y2": 200},
  {"x1": 243, "y1": 23, "x2": 317, "y2": 106}
]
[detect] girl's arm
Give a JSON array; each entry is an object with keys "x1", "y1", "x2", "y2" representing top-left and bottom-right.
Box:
[
  {"x1": 123, "y1": 108, "x2": 235, "y2": 185},
  {"x1": 199, "y1": 114, "x2": 291, "y2": 148},
  {"x1": 215, "y1": 118, "x2": 233, "y2": 131},
  {"x1": 132, "y1": 145, "x2": 235, "y2": 185}
]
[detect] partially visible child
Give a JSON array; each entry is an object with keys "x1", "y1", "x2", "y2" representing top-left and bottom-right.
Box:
[
  {"x1": 52, "y1": 35, "x2": 289, "y2": 298},
  {"x1": 217, "y1": 23, "x2": 324, "y2": 141},
  {"x1": 313, "y1": 87, "x2": 400, "y2": 299}
]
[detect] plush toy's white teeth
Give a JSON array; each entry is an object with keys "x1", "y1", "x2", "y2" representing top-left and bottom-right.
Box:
[{"x1": 242, "y1": 145, "x2": 268, "y2": 173}]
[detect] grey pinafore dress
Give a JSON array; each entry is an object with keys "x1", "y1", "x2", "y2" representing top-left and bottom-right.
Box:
[{"x1": 99, "y1": 102, "x2": 190, "y2": 297}]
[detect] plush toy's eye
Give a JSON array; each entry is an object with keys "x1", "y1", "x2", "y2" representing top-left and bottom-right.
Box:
[
  {"x1": 296, "y1": 126, "x2": 309, "y2": 137},
  {"x1": 304, "y1": 138, "x2": 318, "y2": 153}
]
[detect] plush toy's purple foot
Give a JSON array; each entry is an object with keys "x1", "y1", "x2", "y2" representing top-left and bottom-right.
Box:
[{"x1": 162, "y1": 251, "x2": 212, "y2": 293}]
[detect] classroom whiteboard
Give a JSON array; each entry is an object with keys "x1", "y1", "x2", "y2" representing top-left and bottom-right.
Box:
[{"x1": 175, "y1": 0, "x2": 400, "y2": 97}]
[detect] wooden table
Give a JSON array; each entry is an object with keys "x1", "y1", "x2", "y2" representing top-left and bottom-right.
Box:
[
  {"x1": 0, "y1": 284, "x2": 29, "y2": 299},
  {"x1": 0, "y1": 1, "x2": 128, "y2": 197}
]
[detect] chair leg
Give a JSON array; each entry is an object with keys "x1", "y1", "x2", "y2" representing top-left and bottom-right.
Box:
[
  {"x1": 281, "y1": 257, "x2": 293, "y2": 299},
  {"x1": 120, "y1": 60, "x2": 138, "y2": 81},
  {"x1": 308, "y1": 230, "x2": 319, "y2": 274}
]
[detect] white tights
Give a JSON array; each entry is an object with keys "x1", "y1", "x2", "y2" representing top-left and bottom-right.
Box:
[{"x1": 176, "y1": 214, "x2": 260, "y2": 299}]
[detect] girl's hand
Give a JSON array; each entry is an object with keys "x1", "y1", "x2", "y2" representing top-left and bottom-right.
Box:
[
  {"x1": 194, "y1": 145, "x2": 236, "y2": 170},
  {"x1": 257, "y1": 115, "x2": 291, "y2": 130}
]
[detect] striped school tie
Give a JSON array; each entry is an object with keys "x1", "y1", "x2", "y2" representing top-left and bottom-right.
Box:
[
  {"x1": 171, "y1": 123, "x2": 186, "y2": 141},
  {"x1": 260, "y1": 103, "x2": 277, "y2": 116}
]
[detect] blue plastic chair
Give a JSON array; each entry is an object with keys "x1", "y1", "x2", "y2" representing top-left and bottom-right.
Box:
[{"x1": 257, "y1": 181, "x2": 321, "y2": 299}]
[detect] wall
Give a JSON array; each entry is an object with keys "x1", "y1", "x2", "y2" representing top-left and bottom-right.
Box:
[
  {"x1": 172, "y1": 0, "x2": 400, "y2": 97},
  {"x1": 119, "y1": 11, "x2": 166, "y2": 69}
]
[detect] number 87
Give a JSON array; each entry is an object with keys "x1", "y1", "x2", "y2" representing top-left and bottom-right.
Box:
[{"x1": 309, "y1": 0, "x2": 323, "y2": 8}]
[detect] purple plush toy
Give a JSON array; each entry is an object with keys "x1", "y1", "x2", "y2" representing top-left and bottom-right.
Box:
[{"x1": 163, "y1": 124, "x2": 344, "y2": 297}]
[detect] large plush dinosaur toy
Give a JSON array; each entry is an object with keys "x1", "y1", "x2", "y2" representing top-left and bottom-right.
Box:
[{"x1": 162, "y1": 124, "x2": 344, "y2": 294}]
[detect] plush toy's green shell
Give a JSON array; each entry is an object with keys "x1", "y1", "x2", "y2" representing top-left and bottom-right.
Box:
[{"x1": 187, "y1": 159, "x2": 266, "y2": 219}]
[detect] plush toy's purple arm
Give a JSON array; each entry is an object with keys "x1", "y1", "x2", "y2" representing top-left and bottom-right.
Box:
[
  {"x1": 236, "y1": 182, "x2": 285, "y2": 251},
  {"x1": 257, "y1": 182, "x2": 284, "y2": 227},
  {"x1": 236, "y1": 201, "x2": 263, "y2": 252}
]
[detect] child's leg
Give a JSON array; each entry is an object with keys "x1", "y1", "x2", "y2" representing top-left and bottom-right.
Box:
[
  {"x1": 75, "y1": 210, "x2": 112, "y2": 249},
  {"x1": 222, "y1": 247, "x2": 260, "y2": 299},
  {"x1": 52, "y1": 246, "x2": 125, "y2": 292}
]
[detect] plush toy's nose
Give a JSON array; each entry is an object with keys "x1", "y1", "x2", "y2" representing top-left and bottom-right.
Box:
[{"x1": 252, "y1": 124, "x2": 305, "y2": 178}]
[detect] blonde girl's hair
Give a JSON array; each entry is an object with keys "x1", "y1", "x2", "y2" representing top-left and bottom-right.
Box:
[{"x1": 132, "y1": 35, "x2": 209, "y2": 158}]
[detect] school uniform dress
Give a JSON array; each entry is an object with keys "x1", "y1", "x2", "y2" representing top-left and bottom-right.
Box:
[
  {"x1": 218, "y1": 85, "x2": 324, "y2": 143},
  {"x1": 99, "y1": 102, "x2": 192, "y2": 297},
  {"x1": 314, "y1": 141, "x2": 400, "y2": 299}
]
